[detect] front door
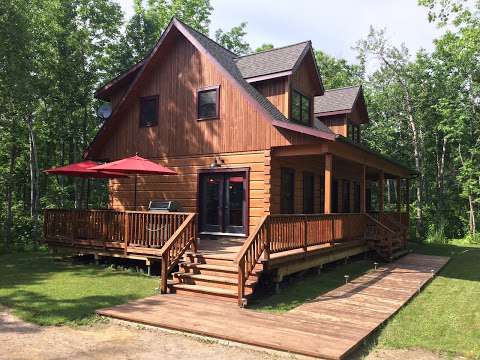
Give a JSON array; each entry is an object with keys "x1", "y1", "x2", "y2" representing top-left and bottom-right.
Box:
[{"x1": 199, "y1": 171, "x2": 247, "y2": 235}]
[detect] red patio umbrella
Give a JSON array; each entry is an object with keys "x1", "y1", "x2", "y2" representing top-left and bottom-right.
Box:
[
  {"x1": 90, "y1": 155, "x2": 177, "y2": 209},
  {"x1": 44, "y1": 160, "x2": 129, "y2": 208}
]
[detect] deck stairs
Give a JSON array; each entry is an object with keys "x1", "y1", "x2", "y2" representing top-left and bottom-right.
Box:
[
  {"x1": 365, "y1": 216, "x2": 408, "y2": 261},
  {"x1": 170, "y1": 238, "x2": 263, "y2": 302}
]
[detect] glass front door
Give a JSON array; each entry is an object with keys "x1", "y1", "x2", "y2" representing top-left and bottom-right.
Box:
[{"x1": 199, "y1": 171, "x2": 247, "y2": 235}]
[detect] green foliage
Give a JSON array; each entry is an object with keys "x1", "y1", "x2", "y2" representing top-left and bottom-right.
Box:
[
  {"x1": 0, "y1": 251, "x2": 158, "y2": 325},
  {"x1": 315, "y1": 49, "x2": 364, "y2": 89},
  {"x1": 214, "y1": 22, "x2": 251, "y2": 55},
  {"x1": 255, "y1": 43, "x2": 274, "y2": 53}
]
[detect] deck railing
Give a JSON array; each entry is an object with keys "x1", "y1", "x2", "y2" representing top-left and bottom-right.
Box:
[
  {"x1": 234, "y1": 213, "x2": 368, "y2": 306},
  {"x1": 44, "y1": 209, "x2": 193, "y2": 255}
]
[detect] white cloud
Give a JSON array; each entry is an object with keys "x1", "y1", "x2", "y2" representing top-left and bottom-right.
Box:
[{"x1": 116, "y1": 0, "x2": 444, "y2": 63}]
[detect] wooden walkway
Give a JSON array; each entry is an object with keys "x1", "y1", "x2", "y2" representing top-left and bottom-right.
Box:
[{"x1": 97, "y1": 253, "x2": 449, "y2": 359}]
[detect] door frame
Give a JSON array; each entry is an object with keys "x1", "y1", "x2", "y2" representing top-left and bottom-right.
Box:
[{"x1": 197, "y1": 167, "x2": 250, "y2": 236}]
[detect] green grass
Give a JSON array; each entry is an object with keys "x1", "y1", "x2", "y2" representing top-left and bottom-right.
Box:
[
  {"x1": 251, "y1": 259, "x2": 373, "y2": 312},
  {"x1": 0, "y1": 251, "x2": 158, "y2": 326},
  {"x1": 374, "y1": 240, "x2": 480, "y2": 358}
]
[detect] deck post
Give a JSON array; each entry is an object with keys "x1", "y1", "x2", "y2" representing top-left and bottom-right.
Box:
[
  {"x1": 360, "y1": 165, "x2": 366, "y2": 213},
  {"x1": 238, "y1": 260, "x2": 245, "y2": 306},
  {"x1": 303, "y1": 216, "x2": 308, "y2": 255},
  {"x1": 396, "y1": 177, "x2": 401, "y2": 219},
  {"x1": 124, "y1": 212, "x2": 130, "y2": 256},
  {"x1": 264, "y1": 219, "x2": 270, "y2": 261},
  {"x1": 324, "y1": 153, "x2": 333, "y2": 214},
  {"x1": 160, "y1": 254, "x2": 168, "y2": 294},
  {"x1": 379, "y1": 170, "x2": 385, "y2": 214}
]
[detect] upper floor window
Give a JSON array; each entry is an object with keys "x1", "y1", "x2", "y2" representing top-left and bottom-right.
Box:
[
  {"x1": 347, "y1": 122, "x2": 360, "y2": 143},
  {"x1": 139, "y1": 96, "x2": 158, "y2": 127},
  {"x1": 197, "y1": 85, "x2": 220, "y2": 120},
  {"x1": 291, "y1": 89, "x2": 311, "y2": 126}
]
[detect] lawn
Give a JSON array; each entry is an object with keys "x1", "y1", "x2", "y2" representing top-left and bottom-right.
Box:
[
  {"x1": 0, "y1": 251, "x2": 158, "y2": 326},
  {"x1": 374, "y1": 240, "x2": 480, "y2": 358}
]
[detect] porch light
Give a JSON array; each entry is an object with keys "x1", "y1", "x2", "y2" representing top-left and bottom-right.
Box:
[{"x1": 210, "y1": 155, "x2": 225, "y2": 168}]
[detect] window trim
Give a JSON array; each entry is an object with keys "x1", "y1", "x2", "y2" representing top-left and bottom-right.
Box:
[
  {"x1": 139, "y1": 95, "x2": 159, "y2": 128},
  {"x1": 197, "y1": 85, "x2": 220, "y2": 121},
  {"x1": 290, "y1": 89, "x2": 312, "y2": 126}
]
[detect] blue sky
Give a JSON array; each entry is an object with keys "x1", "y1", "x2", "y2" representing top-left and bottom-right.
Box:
[{"x1": 117, "y1": 0, "x2": 444, "y2": 64}]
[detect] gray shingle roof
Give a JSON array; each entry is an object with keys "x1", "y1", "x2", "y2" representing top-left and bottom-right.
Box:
[
  {"x1": 314, "y1": 85, "x2": 361, "y2": 114},
  {"x1": 234, "y1": 42, "x2": 310, "y2": 79}
]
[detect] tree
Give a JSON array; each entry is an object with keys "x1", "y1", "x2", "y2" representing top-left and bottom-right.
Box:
[
  {"x1": 214, "y1": 22, "x2": 251, "y2": 55},
  {"x1": 315, "y1": 50, "x2": 364, "y2": 89},
  {"x1": 356, "y1": 27, "x2": 426, "y2": 238},
  {"x1": 255, "y1": 43, "x2": 274, "y2": 52}
]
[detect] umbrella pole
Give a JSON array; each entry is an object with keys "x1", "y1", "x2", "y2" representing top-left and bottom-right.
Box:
[{"x1": 134, "y1": 174, "x2": 138, "y2": 210}]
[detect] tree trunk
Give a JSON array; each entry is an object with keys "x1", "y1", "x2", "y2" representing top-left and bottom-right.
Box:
[
  {"x1": 27, "y1": 113, "x2": 40, "y2": 248},
  {"x1": 4, "y1": 145, "x2": 18, "y2": 250}
]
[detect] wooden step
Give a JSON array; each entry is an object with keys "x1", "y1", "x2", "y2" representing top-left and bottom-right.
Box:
[
  {"x1": 174, "y1": 272, "x2": 256, "y2": 290},
  {"x1": 179, "y1": 262, "x2": 261, "y2": 280},
  {"x1": 172, "y1": 283, "x2": 252, "y2": 301}
]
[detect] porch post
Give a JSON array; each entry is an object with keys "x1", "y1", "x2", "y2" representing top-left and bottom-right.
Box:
[
  {"x1": 360, "y1": 165, "x2": 366, "y2": 213},
  {"x1": 379, "y1": 170, "x2": 385, "y2": 213},
  {"x1": 324, "y1": 153, "x2": 332, "y2": 214},
  {"x1": 337, "y1": 179, "x2": 343, "y2": 213},
  {"x1": 349, "y1": 180, "x2": 355, "y2": 213}
]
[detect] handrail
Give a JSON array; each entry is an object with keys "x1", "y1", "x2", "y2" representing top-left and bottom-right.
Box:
[
  {"x1": 158, "y1": 213, "x2": 197, "y2": 294},
  {"x1": 364, "y1": 213, "x2": 395, "y2": 233},
  {"x1": 234, "y1": 215, "x2": 269, "y2": 307}
]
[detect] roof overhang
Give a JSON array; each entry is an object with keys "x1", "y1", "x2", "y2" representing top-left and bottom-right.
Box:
[
  {"x1": 272, "y1": 120, "x2": 336, "y2": 141},
  {"x1": 244, "y1": 70, "x2": 292, "y2": 83}
]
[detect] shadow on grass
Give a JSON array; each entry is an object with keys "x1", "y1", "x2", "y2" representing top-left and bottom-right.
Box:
[
  {"x1": 250, "y1": 256, "x2": 374, "y2": 312},
  {"x1": 0, "y1": 251, "x2": 157, "y2": 326}
]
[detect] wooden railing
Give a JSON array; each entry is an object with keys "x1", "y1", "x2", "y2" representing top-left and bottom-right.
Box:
[
  {"x1": 158, "y1": 213, "x2": 197, "y2": 294},
  {"x1": 234, "y1": 213, "x2": 368, "y2": 306},
  {"x1": 44, "y1": 209, "x2": 193, "y2": 255}
]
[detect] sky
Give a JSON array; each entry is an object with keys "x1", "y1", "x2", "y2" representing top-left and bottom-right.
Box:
[{"x1": 116, "y1": 0, "x2": 444, "y2": 64}]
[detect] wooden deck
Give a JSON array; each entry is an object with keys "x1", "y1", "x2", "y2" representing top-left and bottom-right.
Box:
[{"x1": 97, "y1": 253, "x2": 449, "y2": 359}]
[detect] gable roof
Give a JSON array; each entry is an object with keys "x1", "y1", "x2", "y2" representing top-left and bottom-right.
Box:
[
  {"x1": 235, "y1": 42, "x2": 309, "y2": 79},
  {"x1": 314, "y1": 85, "x2": 362, "y2": 115},
  {"x1": 85, "y1": 18, "x2": 334, "y2": 158}
]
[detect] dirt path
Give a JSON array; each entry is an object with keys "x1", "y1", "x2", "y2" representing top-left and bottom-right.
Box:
[{"x1": 0, "y1": 307, "x2": 447, "y2": 360}]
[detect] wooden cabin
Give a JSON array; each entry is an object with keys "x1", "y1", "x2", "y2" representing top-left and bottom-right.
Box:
[{"x1": 44, "y1": 18, "x2": 413, "y2": 306}]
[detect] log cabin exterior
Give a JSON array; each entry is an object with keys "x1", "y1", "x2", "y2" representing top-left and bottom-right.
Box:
[{"x1": 44, "y1": 18, "x2": 414, "y2": 306}]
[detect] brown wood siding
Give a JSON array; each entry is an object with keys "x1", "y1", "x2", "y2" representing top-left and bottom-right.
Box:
[
  {"x1": 95, "y1": 33, "x2": 316, "y2": 161},
  {"x1": 108, "y1": 151, "x2": 266, "y2": 234},
  {"x1": 252, "y1": 77, "x2": 289, "y2": 117},
  {"x1": 320, "y1": 115, "x2": 347, "y2": 137}
]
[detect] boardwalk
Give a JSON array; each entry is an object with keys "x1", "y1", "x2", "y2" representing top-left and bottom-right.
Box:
[{"x1": 97, "y1": 253, "x2": 449, "y2": 359}]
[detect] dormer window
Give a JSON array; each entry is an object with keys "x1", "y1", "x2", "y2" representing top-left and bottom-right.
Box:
[
  {"x1": 347, "y1": 122, "x2": 360, "y2": 143},
  {"x1": 291, "y1": 89, "x2": 311, "y2": 126},
  {"x1": 139, "y1": 96, "x2": 158, "y2": 127},
  {"x1": 197, "y1": 85, "x2": 220, "y2": 120}
]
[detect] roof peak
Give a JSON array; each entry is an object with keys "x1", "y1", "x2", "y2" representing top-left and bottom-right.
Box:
[
  {"x1": 324, "y1": 84, "x2": 362, "y2": 92},
  {"x1": 172, "y1": 17, "x2": 238, "y2": 57},
  {"x1": 235, "y1": 41, "x2": 311, "y2": 59}
]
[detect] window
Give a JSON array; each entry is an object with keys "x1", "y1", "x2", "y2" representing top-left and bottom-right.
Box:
[
  {"x1": 347, "y1": 122, "x2": 360, "y2": 143},
  {"x1": 291, "y1": 90, "x2": 311, "y2": 126},
  {"x1": 343, "y1": 180, "x2": 350, "y2": 213},
  {"x1": 139, "y1": 96, "x2": 158, "y2": 127},
  {"x1": 281, "y1": 168, "x2": 295, "y2": 214},
  {"x1": 197, "y1": 86, "x2": 219, "y2": 119},
  {"x1": 303, "y1": 172, "x2": 315, "y2": 214}
]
